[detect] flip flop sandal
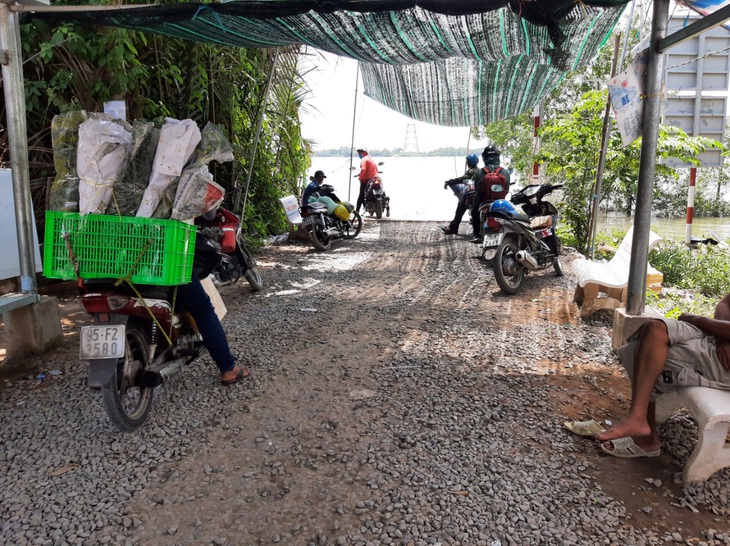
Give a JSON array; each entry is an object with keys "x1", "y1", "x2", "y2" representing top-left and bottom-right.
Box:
[
  {"x1": 221, "y1": 366, "x2": 251, "y2": 386},
  {"x1": 600, "y1": 436, "x2": 660, "y2": 459},
  {"x1": 563, "y1": 419, "x2": 606, "y2": 437}
]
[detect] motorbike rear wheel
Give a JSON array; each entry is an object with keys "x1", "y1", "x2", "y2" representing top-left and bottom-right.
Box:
[
  {"x1": 375, "y1": 200, "x2": 383, "y2": 219},
  {"x1": 493, "y1": 239, "x2": 525, "y2": 295},
  {"x1": 236, "y1": 237, "x2": 264, "y2": 291},
  {"x1": 343, "y1": 210, "x2": 362, "y2": 239},
  {"x1": 310, "y1": 220, "x2": 332, "y2": 251},
  {"x1": 101, "y1": 324, "x2": 154, "y2": 431}
]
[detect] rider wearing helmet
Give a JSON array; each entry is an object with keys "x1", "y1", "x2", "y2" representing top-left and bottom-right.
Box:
[
  {"x1": 440, "y1": 153, "x2": 481, "y2": 235},
  {"x1": 470, "y1": 145, "x2": 510, "y2": 243}
]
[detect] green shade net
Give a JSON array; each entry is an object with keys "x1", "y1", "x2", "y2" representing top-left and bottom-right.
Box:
[{"x1": 24, "y1": 0, "x2": 629, "y2": 126}]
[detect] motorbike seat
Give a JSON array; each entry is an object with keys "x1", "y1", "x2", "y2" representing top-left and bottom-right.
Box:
[
  {"x1": 301, "y1": 202, "x2": 328, "y2": 213},
  {"x1": 82, "y1": 279, "x2": 171, "y2": 299},
  {"x1": 530, "y1": 215, "x2": 553, "y2": 229}
]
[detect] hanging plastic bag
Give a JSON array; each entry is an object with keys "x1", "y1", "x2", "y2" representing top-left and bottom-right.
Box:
[
  {"x1": 49, "y1": 110, "x2": 87, "y2": 212},
  {"x1": 77, "y1": 115, "x2": 133, "y2": 215}
]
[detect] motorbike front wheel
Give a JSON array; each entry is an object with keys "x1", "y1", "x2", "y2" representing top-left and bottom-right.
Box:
[
  {"x1": 310, "y1": 221, "x2": 332, "y2": 251},
  {"x1": 236, "y1": 239, "x2": 264, "y2": 291},
  {"x1": 101, "y1": 324, "x2": 154, "y2": 431},
  {"x1": 343, "y1": 210, "x2": 362, "y2": 239},
  {"x1": 553, "y1": 256, "x2": 564, "y2": 277},
  {"x1": 493, "y1": 239, "x2": 525, "y2": 295}
]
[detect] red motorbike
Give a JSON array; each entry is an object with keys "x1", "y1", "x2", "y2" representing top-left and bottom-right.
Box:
[
  {"x1": 196, "y1": 206, "x2": 263, "y2": 291},
  {"x1": 80, "y1": 279, "x2": 204, "y2": 431}
]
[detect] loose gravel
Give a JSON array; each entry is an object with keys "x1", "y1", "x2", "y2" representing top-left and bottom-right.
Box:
[{"x1": 1, "y1": 220, "x2": 729, "y2": 546}]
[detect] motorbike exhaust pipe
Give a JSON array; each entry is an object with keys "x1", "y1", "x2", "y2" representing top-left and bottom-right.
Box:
[
  {"x1": 141, "y1": 358, "x2": 185, "y2": 388},
  {"x1": 515, "y1": 250, "x2": 538, "y2": 270}
]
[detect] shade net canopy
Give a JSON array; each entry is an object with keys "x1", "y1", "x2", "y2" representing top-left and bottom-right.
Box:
[{"x1": 24, "y1": 0, "x2": 630, "y2": 126}]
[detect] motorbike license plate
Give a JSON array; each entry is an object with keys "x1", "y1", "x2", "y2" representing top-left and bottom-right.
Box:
[
  {"x1": 482, "y1": 233, "x2": 503, "y2": 248},
  {"x1": 80, "y1": 325, "x2": 126, "y2": 360},
  {"x1": 301, "y1": 216, "x2": 315, "y2": 227}
]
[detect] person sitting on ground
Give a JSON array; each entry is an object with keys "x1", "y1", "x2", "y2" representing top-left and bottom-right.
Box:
[
  {"x1": 355, "y1": 148, "x2": 379, "y2": 213},
  {"x1": 596, "y1": 292, "x2": 730, "y2": 458},
  {"x1": 302, "y1": 170, "x2": 326, "y2": 205},
  {"x1": 441, "y1": 153, "x2": 480, "y2": 235},
  {"x1": 470, "y1": 145, "x2": 510, "y2": 244}
]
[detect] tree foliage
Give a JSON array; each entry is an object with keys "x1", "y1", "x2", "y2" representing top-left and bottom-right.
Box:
[
  {"x1": 4, "y1": 13, "x2": 310, "y2": 238},
  {"x1": 476, "y1": 14, "x2": 724, "y2": 253}
]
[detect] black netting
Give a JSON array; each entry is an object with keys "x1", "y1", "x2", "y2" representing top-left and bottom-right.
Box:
[{"x1": 24, "y1": 0, "x2": 628, "y2": 125}]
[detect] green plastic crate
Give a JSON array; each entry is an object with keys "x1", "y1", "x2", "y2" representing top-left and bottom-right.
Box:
[{"x1": 43, "y1": 211, "x2": 197, "y2": 286}]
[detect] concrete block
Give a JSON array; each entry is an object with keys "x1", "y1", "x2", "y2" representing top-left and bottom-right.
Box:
[
  {"x1": 611, "y1": 306, "x2": 663, "y2": 350},
  {"x1": 3, "y1": 295, "x2": 63, "y2": 358}
]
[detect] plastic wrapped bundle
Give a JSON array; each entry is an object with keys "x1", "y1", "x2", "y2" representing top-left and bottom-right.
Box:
[
  {"x1": 333, "y1": 204, "x2": 350, "y2": 221},
  {"x1": 187, "y1": 121, "x2": 234, "y2": 166},
  {"x1": 312, "y1": 195, "x2": 338, "y2": 215},
  {"x1": 171, "y1": 165, "x2": 225, "y2": 221},
  {"x1": 137, "y1": 118, "x2": 201, "y2": 218},
  {"x1": 48, "y1": 110, "x2": 87, "y2": 212},
  {"x1": 77, "y1": 115, "x2": 133, "y2": 215},
  {"x1": 106, "y1": 120, "x2": 160, "y2": 216},
  {"x1": 156, "y1": 121, "x2": 233, "y2": 220}
]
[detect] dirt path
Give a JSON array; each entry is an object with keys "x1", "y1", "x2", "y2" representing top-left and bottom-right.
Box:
[{"x1": 2, "y1": 220, "x2": 728, "y2": 546}]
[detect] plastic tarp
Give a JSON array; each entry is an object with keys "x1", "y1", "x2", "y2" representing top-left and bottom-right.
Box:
[{"x1": 24, "y1": 0, "x2": 630, "y2": 126}]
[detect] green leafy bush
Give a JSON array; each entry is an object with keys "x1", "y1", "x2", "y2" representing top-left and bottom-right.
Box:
[{"x1": 651, "y1": 241, "x2": 730, "y2": 298}]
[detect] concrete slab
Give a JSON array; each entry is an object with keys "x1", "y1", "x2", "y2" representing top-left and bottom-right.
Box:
[
  {"x1": 611, "y1": 306, "x2": 664, "y2": 350},
  {"x1": 3, "y1": 295, "x2": 63, "y2": 358}
]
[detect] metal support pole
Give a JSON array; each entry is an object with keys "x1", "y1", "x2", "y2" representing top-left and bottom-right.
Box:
[
  {"x1": 233, "y1": 48, "x2": 279, "y2": 218},
  {"x1": 0, "y1": 3, "x2": 37, "y2": 293},
  {"x1": 588, "y1": 33, "x2": 621, "y2": 260},
  {"x1": 626, "y1": 0, "x2": 669, "y2": 316},
  {"x1": 532, "y1": 102, "x2": 541, "y2": 183},
  {"x1": 685, "y1": 167, "x2": 697, "y2": 245},
  {"x1": 347, "y1": 62, "x2": 360, "y2": 202}
]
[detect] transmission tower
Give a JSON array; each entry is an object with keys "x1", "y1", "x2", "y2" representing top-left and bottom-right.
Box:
[{"x1": 403, "y1": 124, "x2": 419, "y2": 153}]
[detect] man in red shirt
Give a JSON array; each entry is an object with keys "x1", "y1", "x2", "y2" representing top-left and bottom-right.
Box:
[{"x1": 356, "y1": 147, "x2": 379, "y2": 213}]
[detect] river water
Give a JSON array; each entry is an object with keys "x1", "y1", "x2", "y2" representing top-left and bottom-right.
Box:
[{"x1": 308, "y1": 156, "x2": 730, "y2": 242}]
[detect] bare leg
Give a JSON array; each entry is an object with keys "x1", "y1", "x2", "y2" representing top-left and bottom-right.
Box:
[{"x1": 596, "y1": 320, "x2": 667, "y2": 451}]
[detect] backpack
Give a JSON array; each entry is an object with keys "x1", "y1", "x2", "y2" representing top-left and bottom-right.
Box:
[{"x1": 479, "y1": 166, "x2": 508, "y2": 201}]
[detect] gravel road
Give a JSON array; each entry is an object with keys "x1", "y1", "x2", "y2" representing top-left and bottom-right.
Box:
[{"x1": 1, "y1": 219, "x2": 730, "y2": 546}]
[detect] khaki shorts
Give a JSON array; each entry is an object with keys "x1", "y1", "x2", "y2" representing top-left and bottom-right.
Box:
[{"x1": 618, "y1": 318, "x2": 730, "y2": 400}]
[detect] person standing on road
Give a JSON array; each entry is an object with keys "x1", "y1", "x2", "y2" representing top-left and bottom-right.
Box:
[
  {"x1": 595, "y1": 293, "x2": 730, "y2": 458},
  {"x1": 470, "y1": 145, "x2": 510, "y2": 243},
  {"x1": 441, "y1": 153, "x2": 480, "y2": 235},
  {"x1": 355, "y1": 147, "x2": 379, "y2": 213}
]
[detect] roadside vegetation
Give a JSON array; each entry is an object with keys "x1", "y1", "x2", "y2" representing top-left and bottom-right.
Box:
[{"x1": 10, "y1": 17, "x2": 310, "y2": 239}]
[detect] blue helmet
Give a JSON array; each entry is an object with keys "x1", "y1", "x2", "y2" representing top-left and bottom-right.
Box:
[
  {"x1": 466, "y1": 153, "x2": 479, "y2": 168},
  {"x1": 490, "y1": 199, "x2": 516, "y2": 216}
]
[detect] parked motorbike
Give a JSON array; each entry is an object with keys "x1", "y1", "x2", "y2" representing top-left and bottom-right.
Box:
[
  {"x1": 300, "y1": 184, "x2": 362, "y2": 251},
  {"x1": 79, "y1": 279, "x2": 204, "y2": 431},
  {"x1": 197, "y1": 206, "x2": 263, "y2": 291},
  {"x1": 481, "y1": 183, "x2": 564, "y2": 294},
  {"x1": 363, "y1": 174, "x2": 391, "y2": 219}
]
